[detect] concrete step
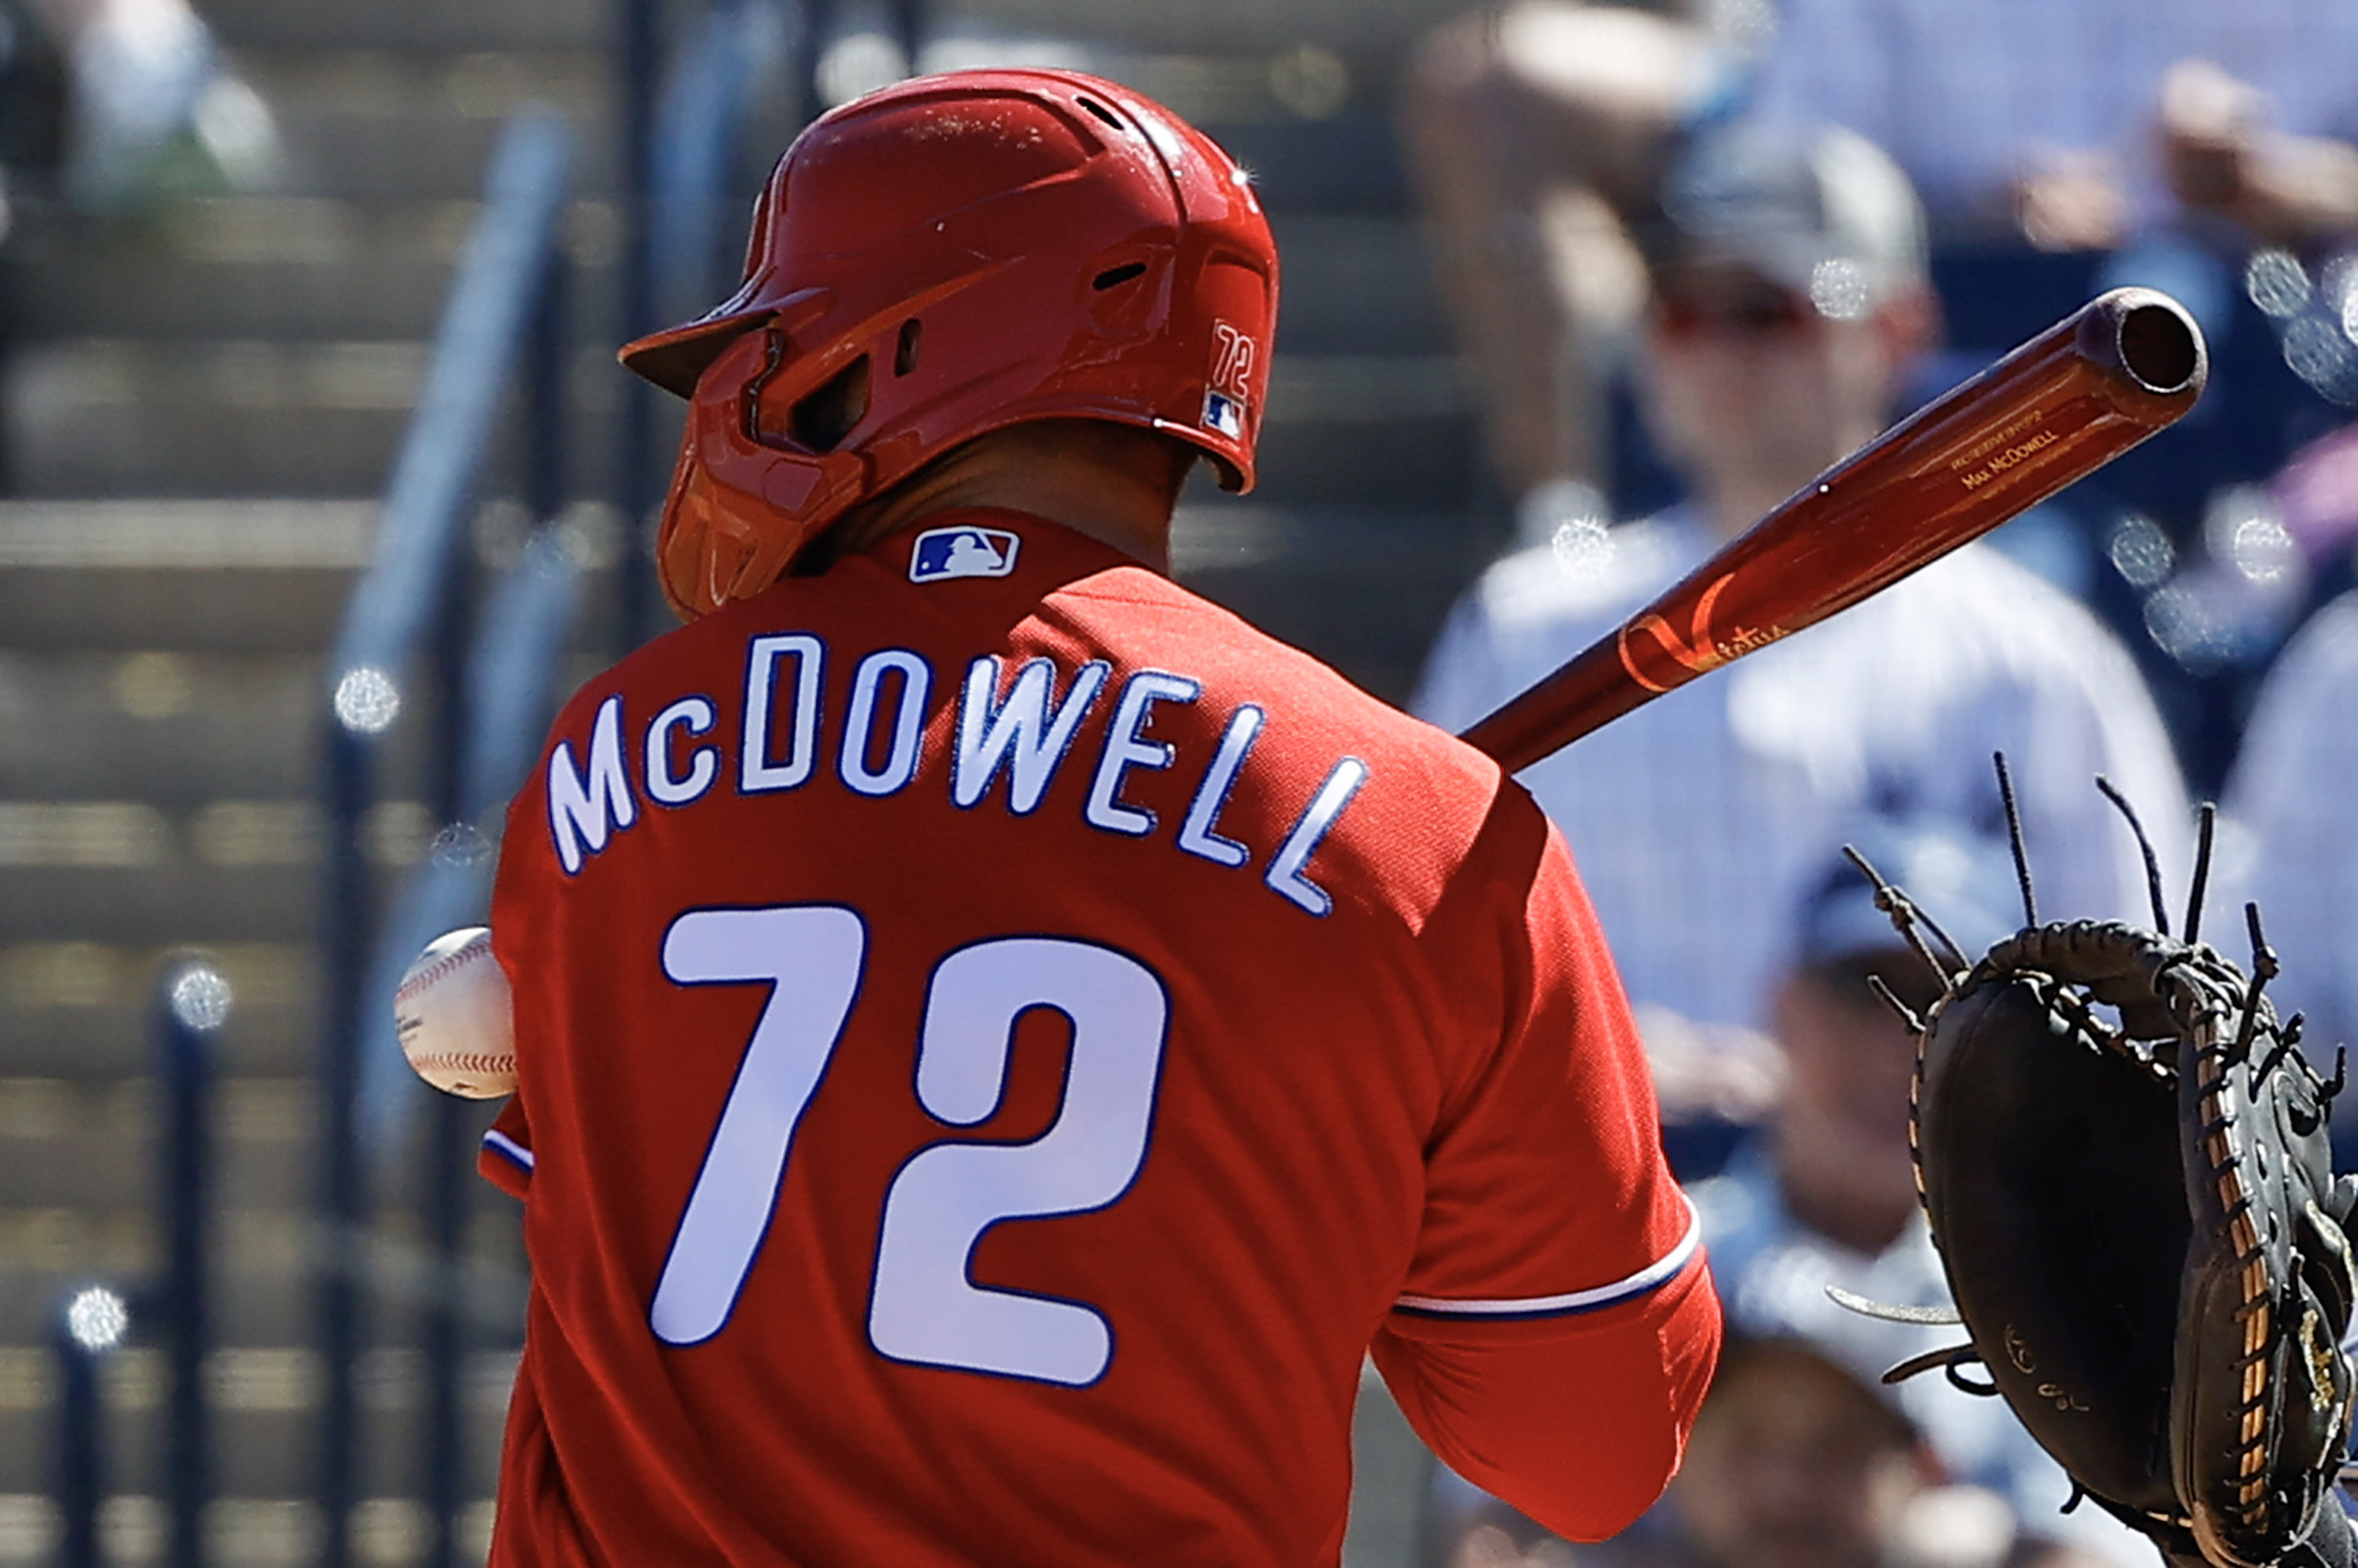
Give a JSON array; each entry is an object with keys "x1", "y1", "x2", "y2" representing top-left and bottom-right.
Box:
[
  {"x1": 241, "y1": 49, "x2": 607, "y2": 128},
  {"x1": 0, "y1": 1202, "x2": 524, "y2": 1347},
  {"x1": 0, "y1": 942, "x2": 314, "y2": 1078},
  {"x1": 940, "y1": 0, "x2": 1463, "y2": 55},
  {"x1": 5, "y1": 335, "x2": 1465, "y2": 503},
  {"x1": 2, "y1": 196, "x2": 621, "y2": 343},
  {"x1": 0, "y1": 564, "x2": 354, "y2": 651},
  {"x1": 4, "y1": 338, "x2": 417, "y2": 496},
  {"x1": 7, "y1": 202, "x2": 1416, "y2": 354},
  {"x1": 213, "y1": 47, "x2": 1401, "y2": 210},
  {"x1": 0, "y1": 654, "x2": 322, "y2": 803},
  {"x1": 0, "y1": 336, "x2": 639, "y2": 497},
  {"x1": 1268, "y1": 216, "x2": 1450, "y2": 359},
  {"x1": 0, "y1": 1492, "x2": 499, "y2": 1567},
  {"x1": 0, "y1": 1343, "x2": 518, "y2": 1516},
  {"x1": 205, "y1": 0, "x2": 1459, "y2": 58},
  {"x1": 1205, "y1": 109, "x2": 1412, "y2": 217},
  {"x1": 0, "y1": 1077, "x2": 523, "y2": 1281},
  {"x1": 0, "y1": 501, "x2": 365, "y2": 649},
  {"x1": 208, "y1": 0, "x2": 601, "y2": 55},
  {"x1": 0, "y1": 1077, "x2": 313, "y2": 1212},
  {"x1": 254, "y1": 86, "x2": 612, "y2": 207},
  {"x1": 1252, "y1": 357, "x2": 1484, "y2": 515},
  {"x1": 0, "y1": 859, "x2": 314, "y2": 947}
]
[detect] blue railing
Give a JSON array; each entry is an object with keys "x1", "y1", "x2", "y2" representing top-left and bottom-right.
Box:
[
  {"x1": 49, "y1": 956, "x2": 226, "y2": 1568},
  {"x1": 50, "y1": 1284, "x2": 123, "y2": 1568},
  {"x1": 64, "y1": 2, "x2": 948, "y2": 1558},
  {"x1": 313, "y1": 6, "x2": 810, "y2": 1540},
  {"x1": 616, "y1": 0, "x2": 861, "y2": 644},
  {"x1": 316, "y1": 106, "x2": 579, "y2": 1568}
]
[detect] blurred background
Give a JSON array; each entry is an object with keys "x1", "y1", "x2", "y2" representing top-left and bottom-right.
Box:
[{"x1": 2, "y1": 0, "x2": 2356, "y2": 1562}]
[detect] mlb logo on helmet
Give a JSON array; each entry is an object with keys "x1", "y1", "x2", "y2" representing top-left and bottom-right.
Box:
[
  {"x1": 910, "y1": 525, "x2": 1021, "y2": 584},
  {"x1": 1203, "y1": 390, "x2": 1246, "y2": 439}
]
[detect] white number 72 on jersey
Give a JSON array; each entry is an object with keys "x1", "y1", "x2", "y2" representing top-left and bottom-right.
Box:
[{"x1": 649, "y1": 905, "x2": 1169, "y2": 1387}]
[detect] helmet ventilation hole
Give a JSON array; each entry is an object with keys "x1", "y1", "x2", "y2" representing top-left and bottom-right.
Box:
[
  {"x1": 790, "y1": 357, "x2": 871, "y2": 452},
  {"x1": 1093, "y1": 262, "x2": 1147, "y2": 291},
  {"x1": 894, "y1": 318, "x2": 923, "y2": 376},
  {"x1": 1076, "y1": 96, "x2": 1124, "y2": 130}
]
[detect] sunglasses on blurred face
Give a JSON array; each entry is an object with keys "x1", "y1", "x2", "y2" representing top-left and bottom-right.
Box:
[{"x1": 1653, "y1": 277, "x2": 1823, "y2": 339}]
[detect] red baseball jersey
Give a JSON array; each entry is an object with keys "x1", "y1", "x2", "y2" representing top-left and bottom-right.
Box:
[{"x1": 478, "y1": 510, "x2": 1701, "y2": 1566}]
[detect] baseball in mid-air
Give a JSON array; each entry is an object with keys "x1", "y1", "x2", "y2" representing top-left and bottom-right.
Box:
[{"x1": 395, "y1": 926, "x2": 517, "y2": 1098}]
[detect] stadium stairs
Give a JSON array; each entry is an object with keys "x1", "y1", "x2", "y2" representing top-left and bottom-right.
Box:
[{"x1": 0, "y1": 0, "x2": 1488, "y2": 1561}]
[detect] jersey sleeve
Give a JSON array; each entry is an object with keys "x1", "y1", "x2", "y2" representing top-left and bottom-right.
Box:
[
  {"x1": 477, "y1": 1093, "x2": 535, "y2": 1199},
  {"x1": 1373, "y1": 1256, "x2": 1720, "y2": 1541},
  {"x1": 1391, "y1": 799, "x2": 1702, "y2": 1323},
  {"x1": 1376, "y1": 794, "x2": 1719, "y2": 1535}
]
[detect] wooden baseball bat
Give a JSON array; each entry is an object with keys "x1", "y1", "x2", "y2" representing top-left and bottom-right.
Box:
[{"x1": 1458, "y1": 287, "x2": 2207, "y2": 773}]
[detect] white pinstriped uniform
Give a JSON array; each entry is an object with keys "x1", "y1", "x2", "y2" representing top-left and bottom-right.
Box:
[
  {"x1": 1415, "y1": 509, "x2": 2192, "y2": 1034},
  {"x1": 2222, "y1": 589, "x2": 2358, "y2": 1075}
]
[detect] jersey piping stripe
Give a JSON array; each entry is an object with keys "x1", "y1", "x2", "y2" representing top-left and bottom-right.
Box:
[
  {"x1": 1390, "y1": 1197, "x2": 1700, "y2": 1320},
  {"x1": 483, "y1": 1130, "x2": 536, "y2": 1172}
]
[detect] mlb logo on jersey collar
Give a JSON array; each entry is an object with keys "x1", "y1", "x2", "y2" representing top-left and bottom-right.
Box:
[{"x1": 910, "y1": 524, "x2": 1021, "y2": 584}]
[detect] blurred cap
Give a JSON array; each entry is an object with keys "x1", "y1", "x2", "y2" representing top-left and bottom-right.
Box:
[
  {"x1": 1709, "y1": 1331, "x2": 1923, "y2": 1444},
  {"x1": 1649, "y1": 123, "x2": 1929, "y2": 316},
  {"x1": 1801, "y1": 815, "x2": 2024, "y2": 970}
]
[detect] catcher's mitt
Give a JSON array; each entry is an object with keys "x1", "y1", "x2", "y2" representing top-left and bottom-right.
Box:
[{"x1": 1847, "y1": 767, "x2": 2358, "y2": 1568}]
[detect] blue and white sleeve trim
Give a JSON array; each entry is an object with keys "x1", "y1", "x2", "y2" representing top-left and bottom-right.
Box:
[
  {"x1": 482, "y1": 1129, "x2": 536, "y2": 1174},
  {"x1": 1392, "y1": 1196, "x2": 1701, "y2": 1321}
]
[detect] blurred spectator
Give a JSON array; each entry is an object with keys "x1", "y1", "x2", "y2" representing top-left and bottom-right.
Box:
[
  {"x1": 1687, "y1": 820, "x2": 2153, "y2": 1565},
  {"x1": 1429, "y1": 824, "x2": 2152, "y2": 1567},
  {"x1": 1437, "y1": 1331, "x2": 2119, "y2": 1568},
  {"x1": 4, "y1": 0, "x2": 277, "y2": 217},
  {"x1": 2218, "y1": 581, "x2": 2358, "y2": 1158},
  {"x1": 1413, "y1": 122, "x2": 2191, "y2": 1049},
  {"x1": 1439, "y1": 1334, "x2": 1951, "y2": 1568},
  {"x1": 1737, "y1": 7, "x2": 2358, "y2": 800},
  {"x1": 1743, "y1": 4, "x2": 2358, "y2": 251},
  {"x1": 1401, "y1": 2, "x2": 2358, "y2": 810},
  {"x1": 2270, "y1": 420, "x2": 2358, "y2": 575},
  {"x1": 2103, "y1": 415, "x2": 2358, "y2": 797},
  {"x1": 1657, "y1": 1337, "x2": 2003, "y2": 1568},
  {"x1": 1401, "y1": 0, "x2": 2358, "y2": 519},
  {"x1": 1400, "y1": 0, "x2": 1752, "y2": 529}
]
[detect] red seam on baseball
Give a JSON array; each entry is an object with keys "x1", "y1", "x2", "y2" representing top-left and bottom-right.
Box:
[{"x1": 395, "y1": 937, "x2": 496, "y2": 1005}]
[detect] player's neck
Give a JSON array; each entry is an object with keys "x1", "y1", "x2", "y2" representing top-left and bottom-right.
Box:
[{"x1": 823, "y1": 423, "x2": 1189, "y2": 572}]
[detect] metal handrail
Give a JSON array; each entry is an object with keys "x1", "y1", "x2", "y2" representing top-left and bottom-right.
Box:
[
  {"x1": 618, "y1": 0, "x2": 817, "y2": 648},
  {"x1": 315, "y1": 106, "x2": 577, "y2": 1568},
  {"x1": 329, "y1": 108, "x2": 576, "y2": 690},
  {"x1": 155, "y1": 964, "x2": 220, "y2": 1568},
  {"x1": 50, "y1": 1284, "x2": 127, "y2": 1568},
  {"x1": 650, "y1": 0, "x2": 795, "y2": 320}
]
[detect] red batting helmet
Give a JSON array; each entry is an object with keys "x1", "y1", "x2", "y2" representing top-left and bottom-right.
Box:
[{"x1": 620, "y1": 68, "x2": 1281, "y2": 620}]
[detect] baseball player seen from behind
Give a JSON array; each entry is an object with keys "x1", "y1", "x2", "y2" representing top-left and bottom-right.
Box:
[{"x1": 473, "y1": 69, "x2": 1718, "y2": 1567}]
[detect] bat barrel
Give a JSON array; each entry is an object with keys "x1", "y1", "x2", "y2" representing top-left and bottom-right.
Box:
[
  {"x1": 1459, "y1": 288, "x2": 2206, "y2": 773},
  {"x1": 2105, "y1": 293, "x2": 2204, "y2": 399}
]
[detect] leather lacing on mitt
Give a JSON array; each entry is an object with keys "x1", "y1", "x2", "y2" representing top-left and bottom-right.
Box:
[{"x1": 1832, "y1": 759, "x2": 2358, "y2": 1568}]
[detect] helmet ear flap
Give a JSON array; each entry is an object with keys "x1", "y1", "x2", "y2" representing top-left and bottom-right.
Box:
[{"x1": 655, "y1": 329, "x2": 879, "y2": 620}]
